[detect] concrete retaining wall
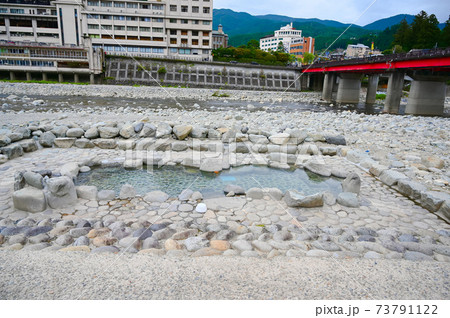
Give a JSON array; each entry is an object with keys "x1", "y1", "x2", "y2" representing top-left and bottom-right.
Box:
[{"x1": 105, "y1": 58, "x2": 302, "y2": 91}]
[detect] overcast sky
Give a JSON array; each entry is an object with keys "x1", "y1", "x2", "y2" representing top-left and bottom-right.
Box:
[{"x1": 214, "y1": 0, "x2": 450, "y2": 26}]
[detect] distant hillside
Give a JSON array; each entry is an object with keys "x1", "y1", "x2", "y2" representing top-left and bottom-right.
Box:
[{"x1": 363, "y1": 14, "x2": 415, "y2": 30}]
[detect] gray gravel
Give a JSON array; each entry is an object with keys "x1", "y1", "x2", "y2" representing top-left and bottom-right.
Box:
[{"x1": 0, "y1": 251, "x2": 448, "y2": 299}]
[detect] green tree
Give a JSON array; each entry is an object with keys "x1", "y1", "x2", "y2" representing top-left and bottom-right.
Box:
[
  {"x1": 302, "y1": 52, "x2": 315, "y2": 64},
  {"x1": 393, "y1": 18, "x2": 413, "y2": 51},
  {"x1": 411, "y1": 11, "x2": 441, "y2": 49},
  {"x1": 440, "y1": 16, "x2": 450, "y2": 47},
  {"x1": 276, "y1": 41, "x2": 286, "y2": 53},
  {"x1": 247, "y1": 39, "x2": 260, "y2": 49}
]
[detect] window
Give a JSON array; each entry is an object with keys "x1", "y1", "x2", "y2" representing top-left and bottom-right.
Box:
[
  {"x1": 140, "y1": 27, "x2": 150, "y2": 32},
  {"x1": 203, "y1": 31, "x2": 209, "y2": 36},
  {"x1": 192, "y1": 31, "x2": 199, "y2": 36},
  {"x1": 203, "y1": 49, "x2": 209, "y2": 54},
  {"x1": 181, "y1": 19, "x2": 188, "y2": 24},
  {"x1": 90, "y1": 34, "x2": 100, "y2": 38},
  {"x1": 170, "y1": 38, "x2": 177, "y2": 44},
  {"x1": 114, "y1": 16, "x2": 125, "y2": 20},
  {"x1": 153, "y1": 48, "x2": 164, "y2": 54},
  {"x1": 127, "y1": 26, "x2": 138, "y2": 31},
  {"x1": 154, "y1": 18, "x2": 163, "y2": 23},
  {"x1": 10, "y1": 9, "x2": 25, "y2": 14},
  {"x1": 153, "y1": 37, "x2": 164, "y2": 41},
  {"x1": 181, "y1": 39, "x2": 188, "y2": 44},
  {"x1": 170, "y1": 30, "x2": 177, "y2": 35},
  {"x1": 101, "y1": 15, "x2": 112, "y2": 20},
  {"x1": 127, "y1": 47, "x2": 139, "y2": 52},
  {"x1": 202, "y1": 40, "x2": 209, "y2": 46},
  {"x1": 152, "y1": 27, "x2": 163, "y2": 33},
  {"x1": 140, "y1": 4, "x2": 149, "y2": 9},
  {"x1": 192, "y1": 20, "x2": 199, "y2": 25},
  {"x1": 126, "y1": 16, "x2": 136, "y2": 21},
  {"x1": 179, "y1": 49, "x2": 191, "y2": 55},
  {"x1": 87, "y1": 14, "x2": 99, "y2": 19},
  {"x1": 114, "y1": 25, "x2": 125, "y2": 30},
  {"x1": 114, "y1": 2, "x2": 124, "y2": 8},
  {"x1": 192, "y1": 6, "x2": 199, "y2": 13},
  {"x1": 87, "y1": 1, "x2": 99, "y2": 6},
  {"x1": 153, "y1": 4, "x2": 163, "y2": 10},
  {"x1": 192, "y1": 39, "x2": 198, "y2": 45},
  {"x1": 101, "y1": 1, "x2": 112, "y2": 7},
  {"x1": 181, "y1": 30, "x2": 188, "y2": 36},
  {"x1": 202, "y1": 21, "x2": 210, "y2": 25},
  {"x1": 140, "y1": 17, "x2": 151, "y2": 22},
  {"x1": 140, "y1": 47, "x2": 152, "y2": 53},
  {"x1": 170, "y1": 5, "x2": 177, "y2": 11},
  {"x1": 203, "y1": 7, "x2": 210, "y2": 14},
  {"x1": 102, "y1": 25, "x2": 112, "y2": 30},
  {"x1": 88, "y1": 24, "x2": 99, "y2": 29},
  {"x1": 181, "y1": 6, "x2": 188, "y2": 12},
  {"x1": 170, "y1": 48, "x2": 177, "y2": 53},
  {"x1": 169, "y1": 19, "x2": 177, "y2": 23},
  {"x1": 127, "y1": 3, "x2": 138, "y2": 8}
]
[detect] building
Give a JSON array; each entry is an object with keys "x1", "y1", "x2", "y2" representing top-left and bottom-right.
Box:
[
  {"x1": 345, "y1": 44, "x2": 370, "y2": 58},
  {"x1": 289, "y1": 36, "x2": 314, "y2": 58},
  {"x1": 259, "y1": 23, "x2": 314, "y2": 57},
  {"x1": 0, "y1": 0, "x2": 213, "y2": 61},
  {"x1": 212, "y1": 24, "x2": 227, "y2": 49}
]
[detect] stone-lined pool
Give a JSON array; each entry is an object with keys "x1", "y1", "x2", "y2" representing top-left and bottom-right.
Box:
[{"x1": 75, "y1": 165, "x2": 342, "y2": 198}]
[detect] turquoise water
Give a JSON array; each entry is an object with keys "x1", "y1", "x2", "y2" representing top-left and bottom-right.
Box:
[{"x1": 75, "y1": 165, "x2": 342, "y2": 198}]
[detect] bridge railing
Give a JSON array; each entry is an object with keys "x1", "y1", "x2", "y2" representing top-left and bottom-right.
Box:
[{"x1": 304, "y1": 47, "x2": 450, "y2": 69}]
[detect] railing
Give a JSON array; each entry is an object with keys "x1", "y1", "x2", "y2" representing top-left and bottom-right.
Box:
[{"x1": 304, "y1": 47, "x2": 450, "y2": 69}]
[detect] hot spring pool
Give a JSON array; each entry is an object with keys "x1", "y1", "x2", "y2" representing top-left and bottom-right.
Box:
[{"x1": 75, "y1": 165, "x2": 343, "y2": 198}]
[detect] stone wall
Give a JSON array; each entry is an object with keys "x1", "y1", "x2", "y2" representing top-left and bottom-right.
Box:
[{"x1": 105, "y1": 58, "x2": 302, "y2": 91}]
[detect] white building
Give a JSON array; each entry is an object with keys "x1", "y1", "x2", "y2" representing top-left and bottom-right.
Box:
[
  {"x1": 0, "y1": 0, "x2": 213, "y2": 61},
  {"x1": 259, "y1": 23, "x2": 303, "y2": 53},
  {"x1": 345, "y1": 43, "x2": 370, "y2": 58}
]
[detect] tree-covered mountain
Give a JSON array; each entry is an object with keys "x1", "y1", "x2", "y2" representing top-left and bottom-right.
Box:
[{"x1": 213, "y1": 9, "x2": 446, "y2": 50}]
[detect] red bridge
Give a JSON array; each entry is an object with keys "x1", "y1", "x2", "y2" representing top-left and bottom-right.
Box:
[{"x1": 300, "y1": 48, "x2": 450, "y2": 116}]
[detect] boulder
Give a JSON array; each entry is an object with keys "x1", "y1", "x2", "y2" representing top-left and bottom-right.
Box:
[
  {"x1": 337, "y1": 192, "x2": 359, "y2": 208},
  {"x1": 45, "y1": 176, "x2": 77, "y2": 209},
  {"x1": 203, "y1": 197, "x2": 246, "y2": 211},
  {"x1": 421, "y1": 155, "x2": 444, "y2": 169},
  {"x1": 283, "y1": 190, "x2": 323, "y2": 208},
  {"x1": 379, "y1": 170, "x2": 408, "y2": 186},
  {"x1": 304, "y1": 160, "x2": 331, "y2": 177},
  {"x1": 93, "y1": 139, "x2": 117, "y2": 149},
  {"x1": 139, "y1": 123, "x2": 157, "y2": 138},
  {"x1": 53, "y1": 138, "x2": 76, "y2": 148},
  {"x1": 156, "y1": 123, "x2": 172, "y2": 138},
  {"x1": 76, "y1": 186, "x2": 98, "y2": 200},
  {"x1": 171, "y1": 141, "x2": 188, "y2": 152},
  {"x1": 98, "y1": 126, "x2": 119, "y2": 139},
  {"x1": 39, "y1": 131, "x2": 56, "y2": 147},
  {"x1": 224, "y1": 184, "x2": 246, "y2": 195},
  {"x1": 325, "y1": 135, "x2": 346, "y2": 145},
  {"x1": 8, "y1": 132, "x2": 23, "y2": 142},
  {"x1": 199, "y1": 157, "x2": 223, "y2": 172},
  {"x1": 13, "y1": 188, "x2": 47, "y2": 212},
  {"x1": 190, "y1": 126, "x2": 208, "y2": 138},
  {"x1": 0, "y1": 154, "x2": 7, "y2": 164},
  {"x1": 173, "y1": 125, "x2": 193, "y2": 140},
  {"x1": 144, "y1": 191, "x2": 169, "y2": 203},
  {"x1": 66, "y1": 128, "x2": 85, "y2": 138},
  {"x1": 246, "y1": 188, "x2": 264, "y2": 199},
  {"x1": 84, "y1": 127, "x2": 99, "y2": 139},
  {"x1": 119, "y1": 184, "x2": 136, "y2": 200},
  {"x1": 60, "y1": 162, "x2": 79, "y2": 178},
  {"x1": 438, "y1": 201, "x2": 450, "y2": 220},
  {"x1": 0, "y1": 135, "x2": 11, "y2": 147},
  {"x1": 51, "y1": 126, "x2": 69, "y2": 137},
  {"x1": 119, "y1": 124, "x2": 135, "y2": 139},
  {"x1": 19, "y1": 140, "x2": 38, "y2": 152},
  {"x1": 342, "y1": 173, "x2": 361, "y2": 194},
  {"x1": 75, "y1": 138, "x2": 95, "y2": 148},
  {"x1": 248, "y1": 134, "x2": 269, "y2": 144},
  {"x1": 269, "y1": 133, "x2": 290, "y2": 145},
  {"x1": 421, "y1": 191, "x2": 450, "y2": 212},
  {"x1": 1, "y1": 143, "x2": 23, "y2": 159},
  {"x1": 397, "y1": 179, "x2": 427, "y2": 201},
  {"x1": 178, "y1": 189, "x2": 194, "y2": 201},
  {"x1": 23, "y1": 171, "x2": 44, "y2": 189}
]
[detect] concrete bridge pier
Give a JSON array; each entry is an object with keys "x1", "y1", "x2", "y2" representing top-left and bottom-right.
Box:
[
  {"x1": 74, "y1": 74, "x2": 79, "y2": 83},
  {"x1": 365, "y1": 74, "x2": 379, "y2": 104},
  {"x1": 42, "y1": 73, "x2": 48, "y2": 81},
  {"x1": 9, "y1": 71, "x2": 15, "y2": 81},
  {"x1": 384, "y1": 72, "x2": 405, "y2": 113},
  {"x1": 90, "y1": 73, "x2": 95, "y2": 84},
  {"x1": 58, "y1": 73, "x2": 64, "y2": 83},
  {"x1": 406, "y1": 78, "x2": 447, "y2": 116},
  {"x1": 336, "y1": 73, "x2": 362, "y2": 104},
  {"x1": 26, "y1": 72, "x2": 32, "y2": 81},
  {"x1": 322, "y1": 73, "x2": 336, "y2": 102}
]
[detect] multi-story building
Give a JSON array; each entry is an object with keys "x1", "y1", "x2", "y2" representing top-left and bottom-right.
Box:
[
  {"x1": 345, "y1": 44, "x2": 369, "y2": 58},
  {"x1": 211, "y1": 24, "x2": 227, "y2": 49},
  {"x1": 289, "y1": 36, "x2": 314, "y2": 58},
  {"x1": 259, "y1": 23, "x2": 314, "y2": 57},
  {"x1": 0, "y1": 0, "x2": 213, "y2": 61}
]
